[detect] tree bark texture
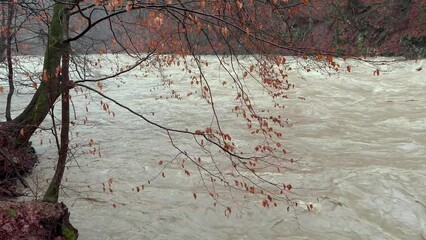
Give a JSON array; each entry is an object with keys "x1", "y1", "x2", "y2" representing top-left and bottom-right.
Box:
[
  {"x1": 5, "y1": 1, "x2": 15, "y2": 122},
  {"x1": 11, "y1": 3, "x2": 66, "y2": 146},
  {"x1": 43, "y1": 1, "x2": 71, "y2": 203}
]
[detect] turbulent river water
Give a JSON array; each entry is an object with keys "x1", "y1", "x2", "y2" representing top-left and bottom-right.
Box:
[{"x1": 1, "y1": 56, "x2": 425, "y2": 240}]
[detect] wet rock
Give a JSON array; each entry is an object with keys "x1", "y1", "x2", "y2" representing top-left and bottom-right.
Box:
[
  {"x1": 0, "y1": 122, "x2": 38, "y2": 198},
  {"x1": 0, "y1": 201, "x2": 78, "y2": 240}
]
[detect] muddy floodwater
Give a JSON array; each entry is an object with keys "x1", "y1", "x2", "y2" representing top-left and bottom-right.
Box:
[{"x1": 1, "y1": 56, "x2": 425, "y2": 240}]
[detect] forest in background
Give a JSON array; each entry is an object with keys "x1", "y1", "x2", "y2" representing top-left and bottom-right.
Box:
[{"x1": 2, "y1": 0, "x2": 426, "y2": 58}]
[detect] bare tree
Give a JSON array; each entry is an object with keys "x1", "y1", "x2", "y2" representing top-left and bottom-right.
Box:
[{"x1": 0, "y1": 1, "x2": 350, "y2": 237}]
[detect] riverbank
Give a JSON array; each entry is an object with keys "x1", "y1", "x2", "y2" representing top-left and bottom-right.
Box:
[{"x1": 0, "y1": 201, "x2": 78, "y2": 240}]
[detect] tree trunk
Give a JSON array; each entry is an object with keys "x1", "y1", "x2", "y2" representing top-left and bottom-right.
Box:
[
  {"x1": 0, "y1": 2, "x2": 68, "y2": 197},
  {"x1": 5, "y1": 1, "x2": 15, "y2": 122},
  {"x1": 43, "y1": 2, "x2": 71, "y2": 203},
  {"x1": 10, "y1": 3, "x2": 66, "y2": 146},
  {"x1": 0, "y1": 6, "x2": 6, "y2": 62},
  {"x1": 1, "y1": 1, "x2": 72, "y2": 198}
]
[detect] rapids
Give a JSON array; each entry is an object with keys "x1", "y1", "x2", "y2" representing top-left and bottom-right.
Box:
[{"x1": 1, "y1": 56, "x2": 425, "y2": 239}]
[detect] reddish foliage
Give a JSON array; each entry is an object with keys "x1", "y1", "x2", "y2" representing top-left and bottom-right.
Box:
[{"x1": 0, "y1": 201, "x2": 77, "y2": 240}]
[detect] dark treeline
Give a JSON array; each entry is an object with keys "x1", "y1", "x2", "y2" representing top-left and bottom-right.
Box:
[{"x1": 1, "y1": 0, "x2": 426, "y2": 58}]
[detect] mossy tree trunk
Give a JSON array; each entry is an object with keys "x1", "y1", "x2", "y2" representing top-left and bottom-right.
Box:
[
  {"x1": 1, "y1": 0, "x2": 75, "y2": 204},
  {"x1": 10, "y1": 3, "x2": 66, "y2": 146},
  {"x1": 1, "y1": 1, "x2": 78, "y2": 237},
  {"x1": 43, "y1": 1, "x2": 72, "y2": 203}
]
